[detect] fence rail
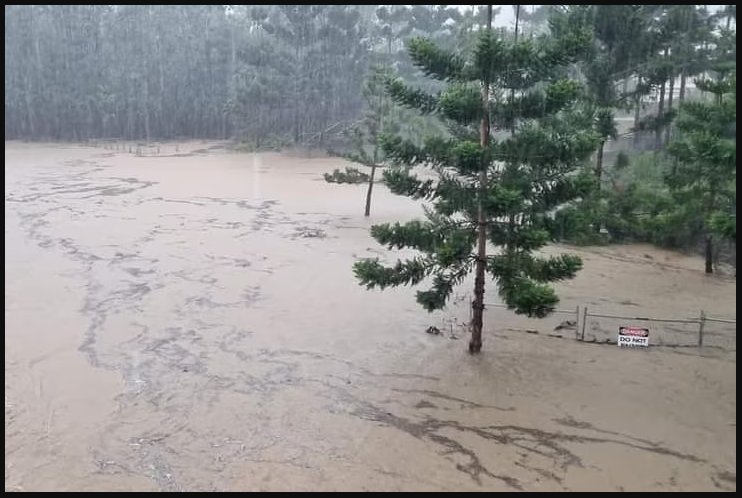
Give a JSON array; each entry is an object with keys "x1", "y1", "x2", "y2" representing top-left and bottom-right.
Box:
[
  {"x1": 578, "y1": 306, "x2": 735, "y2": 348},
  {"x1": 483, "y1": 302, "x2": 575, "y2": 315},
  {"x1": 477, "y1": 299, "x2": 735, "y2": 350},
  {"x1": 583, "y1": 312, "x2": 698, "y2": 324}
]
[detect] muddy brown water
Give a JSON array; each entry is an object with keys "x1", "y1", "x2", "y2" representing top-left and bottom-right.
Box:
[{"x1": 5, "y1": 141, "x2": 736, "y2": 491}]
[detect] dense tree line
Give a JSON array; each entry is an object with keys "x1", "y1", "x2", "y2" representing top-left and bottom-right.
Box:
[
  {"x1": 4, "y1": 4, "x2": 462, "y2": 143},
  {"x1": 546, "y1": 5, "x2": 735, "y2": 272},
  {"x1": 4, "y1": 4, "x2": 736, "y2": 273},
  {"x1": 6, "y1": 5, "x2": 233, "y2": 140}
]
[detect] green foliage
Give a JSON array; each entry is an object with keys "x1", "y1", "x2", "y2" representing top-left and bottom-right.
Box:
[
  {"x1": 665, "y1": 71, "x2": 736, "y2": 268},
  {"x1": 667, "y1": 76, "x2": 735, "y2": 185},
  {"x1": 710, "y1": 212, "x2": 736, "y2": 242},
  {"x1": 407, "y1": 37, "x2": 466, "y2": 82},
  {"x1": 354, "y1": 257, "x2": 430, "y2": 290},
  {"x1": 235, "y1": 134, "x2": 294, "y2": 153},
  {"x1": 325, "y1": 65, "x2": 398, "y2": 213},
  {"x1": 558, "y1": 127, "x2": 736, "y2": 255},
  {"x1": 594, "y1": 108, "x2": 618, "y2": 141},
  {"x1": 557, "y1": 152, "x2": 681, "y2": 246},
  {"x1": 548, "y1": 5, "x2": 736, "y2": 271},
  {"x1": 354, "y1": 27, "x2": 597, "y2": 318},
  {"x1": 323, "y1": 167, "x2": 370, "y2": 184},
  {"x1": 604, "y1": 181, "x2": 700, "y2": 247},
  {"x1": 613, "y1": 151, "x2": 630, "y2": 171},
  {"x1": 498, "y1": 278, "x2": 559, "y2": 318}
]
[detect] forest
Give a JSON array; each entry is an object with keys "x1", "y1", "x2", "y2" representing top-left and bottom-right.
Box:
[{"x1": 4, "y1": 5, "x2": 736, "y2": 271}]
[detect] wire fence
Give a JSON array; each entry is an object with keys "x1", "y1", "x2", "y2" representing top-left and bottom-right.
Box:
[{"x1": 481, "y1": 300, "x2": 736, "y2": 353}]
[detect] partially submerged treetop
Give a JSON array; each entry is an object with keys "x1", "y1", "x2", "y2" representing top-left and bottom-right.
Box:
[{"x1": 353, "y1": 21, "x2": 598, "y2": 351}]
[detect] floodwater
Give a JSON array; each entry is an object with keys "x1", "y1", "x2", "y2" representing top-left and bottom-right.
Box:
[{"x1": 4, "y1": 141, "x2": 736, "y2": 491}]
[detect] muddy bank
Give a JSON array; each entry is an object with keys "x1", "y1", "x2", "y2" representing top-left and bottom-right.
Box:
[{"x1": 5, "y1": 141, "x2": 736, "y2": 491}]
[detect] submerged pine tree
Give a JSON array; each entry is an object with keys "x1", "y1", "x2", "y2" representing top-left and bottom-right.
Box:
[
  {"x1": 325, "y1": 65, "x2": 396, "y2": 216},
  {"x1": 353, "y1": 11, "x2": 598, "y2": 353}
]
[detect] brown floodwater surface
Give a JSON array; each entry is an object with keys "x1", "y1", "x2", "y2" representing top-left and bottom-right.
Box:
[{"x1": 5, "y1": 141, "x2": 736, "y2": 491}]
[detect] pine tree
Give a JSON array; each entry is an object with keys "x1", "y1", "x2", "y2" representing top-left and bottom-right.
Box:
[
  {"x1": 325, "y1": 65, "x2": 395, "y2": 216},
  {"x1": 550, "y1": 6, "x2": 638, "y2": 186},
  {"x1": 353, "y1": 10, "x2": 598, "y2": 353},
  {"x1": 667, "y1": 70, "x2": 736, "y2": 274}
]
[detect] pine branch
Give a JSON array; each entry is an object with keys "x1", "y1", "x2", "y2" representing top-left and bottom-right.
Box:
[
  {"x1": 471, "y1": 31, "x2": 507, "y2": 83},
  {"x1": 382, "y1": 168, "x2": 435, "y2": 199},
  {"x1": 488, "y1": 224, "x2": 551, "y2": 251},
  {"x1": 416, "y1": 275, "x2": 456, "y2": 311},
  {"x1": 525, "y1": 254, "x2": 583, "y2": 282},
  {"x1": 407, "y1": 37, "x2": 467, "y2": 82},
  {"x1": 432, "y1": 171, "x2": 478, "y2": 217},
  {"x1": 529, "y1": 171, "x2": 595, "y2": 212},
  {"x1": 416, "y1": 265, "x2": 472, "y2": 311},
  {"x1": 379, "y1": 134, "x2": 427, "y2": 166},
  {"x1": 370, "y1": 221, "x2": 441, "y2": 253},
  {"x1": 498, "y1": 277, "x2": 560, "y2": 318},
  {"x1": 438, "y1": 83, "x2": 483, "y2": 125},
  {"x1": 353, "y1": 257, "x2": 431, "y2": 290},
  {"x1": 490, "y1": 79, "x2": 581, "y2": 125},
  {"x1": 384, "y1": 78, "x2": 439, "y2": 114},
  {"x1": 497, "y1": 125, "x2": 598, "y2": 168}
]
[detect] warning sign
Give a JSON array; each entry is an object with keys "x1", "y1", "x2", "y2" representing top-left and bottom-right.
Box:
[{"x1": 618, "y1": 326, "x2": 649, "y2": 347}]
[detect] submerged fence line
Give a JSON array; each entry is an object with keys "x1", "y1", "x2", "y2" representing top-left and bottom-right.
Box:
[{"x1": 478, "y1": 299, "x2": 735, "y2": 348}]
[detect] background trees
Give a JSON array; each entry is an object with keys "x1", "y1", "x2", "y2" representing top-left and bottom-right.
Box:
[
  {"x1": 4, "y1": 5, "x2": 737, "y2": 272},
  {"x1": 544, "y1": 5, "x2": 735, "y2": 272},
  {"x1": 3, "y1": 5, "x2": 473, "y2": 145},
  {"x1": 5, "y1": 5, "x2": 371, "y2": 142},
  {"x1": 667, "y1": 73, "x2": 736, "y2": 274}
]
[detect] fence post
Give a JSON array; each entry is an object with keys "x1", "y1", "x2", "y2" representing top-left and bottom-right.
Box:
[
  {"x1": 698, "y1": 310, "x2": 706, "y2": 348},
  {"x1": 581, "y1": 306, "x2": 588, "y2": 341},
  {"x1": 575, "y1": 305, "x2": 580, "y2": 340}
]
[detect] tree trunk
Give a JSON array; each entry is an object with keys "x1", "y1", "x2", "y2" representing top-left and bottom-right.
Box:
[
  {"x1": 705, "y1": 233, "x2": 713, "y2": 274},
  {"x1": 633, "y1": 77, "x2": 642, "y2": 147},
  {"x1": 655, "y1": 78, "x2": 665, "y2": 151},
  {"x1": 294, "y1": 42, "x2": 301, "y2": 144},
  {"x1": 364, "y1": 70, "x2": 385, "y2": 218},
  {"x1": 470, "y1": 5, "x2": 493, "y2": 355},
  {"x1": 24, "y1": 74, "x2": 35, "y2": 137},
  {"x1": 596, "y1": 140, "x2": 604, "y2": 187},
  {"x1": 144, "y1": 78, "x2": 150, "y2": 143},
  {"x1": 509, "y1": 4, "x2": 520, "y2": 136},
  {"x1": 672, "y1": 72, "x2": 682, "y2": 174},
  {"x1": 226, "y1": 21, "x2": 236, "y2": 139},
  {"x1": 33, "y1": 20, "x2": 42, "y2": 137},
  {"x1": 364, "y1": 164, "x2": 376, "y2": 217},
  {"x1": 667, "y1": 74, "x2": 674, "y2": 111},
  {"x1": 159, "y1": 52, "x2": 166, "y2": 138},
  {"x1": 664, "y1": 73, "x2": 674, "y2": 146},
  {"x1": 594, "y1": 140, "x2": 605, "y2": 233}
]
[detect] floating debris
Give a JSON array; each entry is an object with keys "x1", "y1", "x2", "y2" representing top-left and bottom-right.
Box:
[
  {"x1": 293, "y1": 227, "x2": 326, "y2": 239},
  {"x1": 554, "y1": 320, "x2": 576, "y2": 331}
]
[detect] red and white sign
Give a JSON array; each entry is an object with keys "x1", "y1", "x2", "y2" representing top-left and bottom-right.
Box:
[{"x1": 618, "y1": 326, "x2": 649, "y2": 347}]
